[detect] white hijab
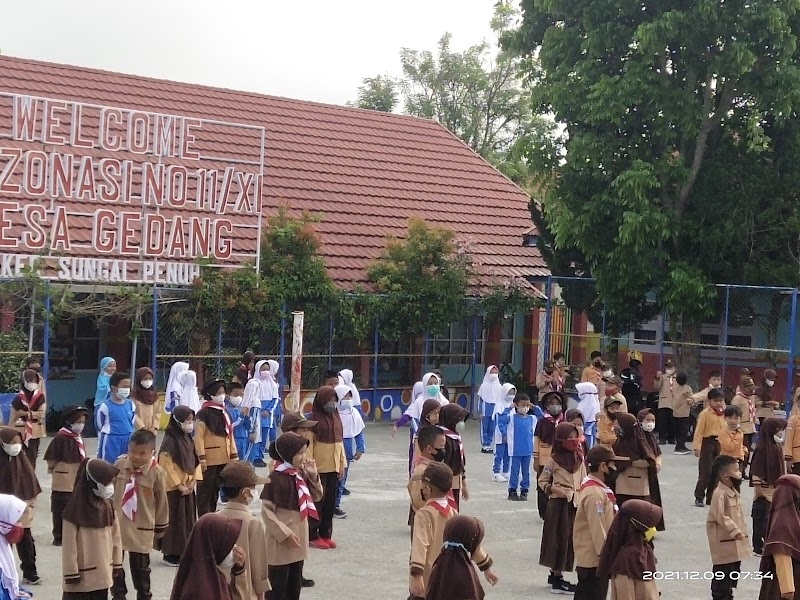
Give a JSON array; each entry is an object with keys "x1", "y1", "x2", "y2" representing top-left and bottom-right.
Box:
[
  {"x1": 576, "y1": 381, "x2": 601, "y2": 423},
  {"x1": 493, "y1": 383, "x2": 517, "y2": 418},
  {"x1": 264, "y1": 360, "x2": 280, "y2": 400},
  {"x1": 404, "y1": 382, "x2": 425, "y2": 418},
  {"x1": 477, "y1": 365, "x2": 503, "y2": 405},
  {"x1": 177, "y1": 370, "x2": 201, "y2": 413},
  {"x1": 335, "y1": 383, "x2": 365, "y2": 438},
  {"x1": 338, "y1": 369, "x2": 362, "y2": 405},
  {"x1": 0, "y1": 494, "x2": 25, "y2": 598},
  {"x1": 166, "y1": 361, "x2": 189, "y2": 402},
  {"x1": 406, "y1": 373, "x2": 449, "y2": 420},
  {"x1": 243, "y1": 360, "x2": 268, "y2": 410}
]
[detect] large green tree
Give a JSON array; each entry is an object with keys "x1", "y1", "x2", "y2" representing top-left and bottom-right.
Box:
[
  {"x1": 347, "y1": 75, "x2": 399, "y2": 112},
  {"x1": 508, "y1": 0, "x2": 800, "y2": 378}
]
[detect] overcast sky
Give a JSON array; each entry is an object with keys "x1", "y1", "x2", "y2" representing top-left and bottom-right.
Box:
[{"x1": 0, "y1": 0, "x2": 497, "y2": 106}]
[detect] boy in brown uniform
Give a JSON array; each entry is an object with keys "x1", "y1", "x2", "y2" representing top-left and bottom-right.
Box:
[
  {"x1": 12, "y1": 368, "x2": 47, "y2": 468},
  {"x1": 219, "y1": 461, "x2": 271, "y2": 600},
  {"x1": 693, "y1": 389, "x2": 726, "y2": 507},
  {"x1": 720, "y1": 406, "x2": 746, "y2": 468},
  {"x1": 654, "y1": 359, "x2": 677, "y2": 445},
  {"x1": 731, "y1": 377, "x2": 757, "y2": 477},
  {"x1": 408, "y1": 426, "x2": 448, "y2": 519},
  {"x1": 573, "y1": 446, "x2": 628, "y2": 600},
  {"x1": 596, "y1": 396, "x2": 623, "y2": 446},
  {"x1": 112, "y1": 429, "x2": 169, "y2": 600}
]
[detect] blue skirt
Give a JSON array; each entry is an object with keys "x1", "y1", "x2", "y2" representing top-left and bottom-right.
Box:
[{"x1": 99, "y1": 432, "x2": 132, "y2": 464}]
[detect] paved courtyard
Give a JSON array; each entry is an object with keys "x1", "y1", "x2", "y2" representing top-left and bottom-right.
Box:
[{"x1": 27, "y1": 423, "x2": 763, "y2": 599}]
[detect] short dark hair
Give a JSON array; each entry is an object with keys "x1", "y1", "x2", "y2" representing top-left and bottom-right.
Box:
[
  {"x1": 676, "y1": 372, "x2": 688, "y2": 386},
  {"x1": 322, "y1": 370, "x2": 338, "y2": 384},
  {"x1": 228, "y1": 381, "x2": 244, "y2": 393},
  {"x1": 417, "y1": 426, "x2": 445, "y2": 451},
  {"x1": 514, "y1": 393, "x2": 532, "y2": 405},
  {"x1": 129, "y1": 429, "x2": 156, "y2": 447},
  {"x1": 708, "y1": 388, "x2": 724, "y2": 401},
  {"x1": 110, "y1": 372, "x2": 130, "y2": 388},
  {"x1": 708, "y1": 370, "x2": 722, "y2": 379},
  {"x1": 221, "y1": 486, "x2": 243, "y2": 499},
  {"x1": 553, "y1": 352, "x2": 565, "y2": 361},
  {"x1": 24, "y1": 356, "x2": 40, "y2": 367},
  {"x1": 590, "y1": 351, "x2": 602, "y2": 360},
  {"x1": 724, "y1": 405, "x2": 741, "y2": 418}
]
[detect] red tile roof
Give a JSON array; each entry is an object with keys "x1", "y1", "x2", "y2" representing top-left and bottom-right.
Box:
[{"x1": 0, "y1": 55, "x2": 548, "y2": 291}]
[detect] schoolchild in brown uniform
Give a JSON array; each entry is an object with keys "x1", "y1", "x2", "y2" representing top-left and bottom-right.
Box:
[
  {"x1": 62, "y1": 458, "x2": 123, "y2": 600},
  {"x1": 534, "y1": 392, "x2": 565, "y2": 519},
  {"x1": 597, "y1": 499, "x2": 662, "y2": 600},
  {"x1": 11, "y1": 369, "x2": 46, "y2": 468},
  {"x1": 720, "y1": 406, "x2": 746, "y2": 470},
  {"x1": 731, "y1": 376, "x2": 757, "y2": 478},
  {"x1": 672, "y1": 372, "x2": 693, "y2": 454},
  {"x1": 0, "y1": 427, "x2": 41, "y2": 584},
  {"x1": 132, "y1": 368, "x2": 161, "y2": 435},
  {"x1": 786, "y1": 400, "x2": 800, "y2": 475},
  {"x1": 756, "y1": 368, "x2": 780, "y2": 427},
  {"x1": 597, "y1": 396, "x2": 623, "y2": 446},
  {"x1": 219, "y1": 461, "x2": 270, "y2": 600},
  {"x1": 408, "y1": 426, "x2": 448, "y2": 532},
  {"x1": 195, "y1": 378, "x2": 238, "y2": 516},
  {"x1": 705, "y1": 455, "x2": 750, "y2": 600},
  {"x1": 425, "y1": 515, "x2": 499, "y2": 600},
  {"x1": 757, "y1": 473, "x2": 800, "y2": 600},
  {"x1": 573, "y1": 446, "x2": 628, "y2": 600},
  {"x1": 438, "y1": 403, "x2": 470, "y2": 509},
  {"x1": 538, "y1": 422, "x2": 586, "y2": 594},
  {"x1": 692, "y1": 388, "x2": 726, "y2": 507},
  {"x1": 750, "y1": 416, "x2": 788, "y2": 555},
  {"x1": 653, "y1": 359, "x2": 676, "y2": 445},
  {"x1": 261, "y1": 432, "x2": 323, "y2": 600},
  {"x1": 613, "y1": 413, "x2": 663, "y2": 530},
  {"x1": 111, "y1": 429, "x2": 169, "y2": 600},
  {"x1": 636, "y1": 409, "x2": 664, "y2": 528},
  {"x1": 44, "y1": 405, "x2": 88, "y2": 546},
  {"x1": 157, "y1": 406, "x2": 201, "y2": 566},
  {"x1": 691, "y1": 370, "x2": 723, "y2": 410}
]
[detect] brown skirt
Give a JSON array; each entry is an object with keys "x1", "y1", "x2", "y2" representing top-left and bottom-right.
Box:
[
  {"x1": 157, "y1": 490, "x2": 196, "y2": 557},
  {"x1": 759, "y1": 555, "x2": 800, "y2": 599},
  {"x1": 539, "y1": 497, "x2": 576, "y2": 572}
]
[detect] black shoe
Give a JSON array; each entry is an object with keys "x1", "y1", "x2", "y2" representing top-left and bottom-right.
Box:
[
  {"x1": 547, "y1": 573, "x2": 556, "y2": 586},
  {"x1": 253, "y1": 460, "x2": 267, "y2": 468},
  {"x1": 53, "y1": 539, "x2": 62, "y2": 547},
  {"x1": 520, "y1": 491, "x2": 529, "y2": 501},
  {"x1": 551, "y1": 578, "x2": 576, "y2": 594},
  {"x1": 508, "y1": 490, "x2": 519, "y2": 501},
  {"x1": 480, "y1": 448, "x2": 493, "y2": 454},
  {"x1": 302, "y1": 577, "x2": 315, "y2": 588},
  {"x1": 694, "y1": 499, "x2": 705, "y2": 507},
  {"x1": 342, "y1": 488, "x2": 351, "y2": 496},
  {"x1": 333, "y1": 508, "x2": 347, "y2": 519},
  {"x1": 22, "y1": 575, "x2": 41, "y2": 585},
  {"x1": 163, "y1": 555, "x2": 180, "y2": 566}
]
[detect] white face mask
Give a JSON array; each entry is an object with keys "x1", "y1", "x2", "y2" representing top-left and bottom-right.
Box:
[
  {"x1": 2, "y1": 443, "x2": 21, "y2": 457},
  {"x1": 71, "y1": 423, "x2": 85, "y2": 435},
  {"x1": 182, "y1": 422, "x2": 195, "y2": 434},
  {"x1": 92, "y1": 483, "x2": 115, "y2": 500},
  {"x1": 340, "y1": 398, "x2": 353, "y2": 409},
  {"x1": 602, "y1": 370, "x2": 614, "y2": 378},
  {"x1": 455, "y1": 421, "x2": 466, "y2": 434},
  {"x1": 141, "y1": 379, "x2": 154, "y2": 389},
  {"x1": 766, "y1": 380, "x2": 775, "y2": 387},
  {"x1": 711, "y1": 382, "x2": 722, "y2": 389},
  {"x1": 229, "y1": 396, "x2": 243, "y2": 406},
  {"x1": 488, "y1": 373, "x2": 499, "y2": 382},
  {"x1": 665, "y1": 368, "x2": 675, "y2": 376},
  {"x1": 641, "y1": 422, "x2": 656, "y2": 433},
  {"x1": 517, "y1": 406, "x2": 530, "y2": 415},
  {"x1": 212, "y1": 394, "x2": 226, "y2": 405},
  {"x1": 505, "y1": 394, "x2": 516, "y2": 403},
  {"x1": 775, "y1": 434, "x2": 785, "y2": 444},
  {"x1": 116, "y1": 388, "x2": 131, "y2": 399},
  {"x1": 260, "y1": 370, "x2": 270, "y2": 379},
  {"x1": 24, "y1": 381, "x2": 38, "y2": 392},
  {"x1": 219, "y1": 550, "x2": 235, "y2": 569}
]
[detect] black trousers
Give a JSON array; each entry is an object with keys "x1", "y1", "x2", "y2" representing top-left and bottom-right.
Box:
[
  {"x1": 674, "y1": 417, "x2": 690, "y2": 451},
  {"x1": 111, "y1": 551, "x2": 151, "y2": 600},
  {"x1": 268, "y1": 561, "x2": 303, "y2": 600},
  {"x1": 536, "y1": 466, "x2": 548, "y2": 519},
  {"x1": 24, "y1": 437, "x2": 40, "y2": 469},
  {"x1": 310, "y1": 472, "x2": 339, "y2": 540},
  {"x1": 742, "y1": 434, "x2": 754, "y2": 476},
  {"x1": 694, "y1": 437, "x2": 720, "y2": 501},
  {"x1": 752, "y1": 497, "x2": 770, "y2": 554},
  {"x1": 16, "y1": 528, "x2": 37, "y2": 579},
  {"x1": 63, "y1": 591, "x2": 109, "y2": 600},
  {"x1": 574, "y1": 567, "x2": 608, "y2": 600},
  {"x1": 658, "y1": 408, "x2": 675, "y2": 443},
  {"x1": 711, "y1": 561, "x2": 740, "y2": 599},
  {"x1": 52, "y1": 490, "x2": 72, "y2": 544},
  {"x1": 196, "y1": 464, "x2": 224, "y2": 516}
]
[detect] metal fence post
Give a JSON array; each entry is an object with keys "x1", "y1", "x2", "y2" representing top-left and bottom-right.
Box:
[
  {"x1": 787, "y1": 287, "x2": 798, "y2": 410},
  {"x1": 42, "y1": 284, "x2": 50, "y2": 383},
  {"x1": 722, "y1": 285, "x2": 730, "y2": 381},
  {"x1": 150, "y1": 287, "x2": 158, "y2": 375},
  {"x1": 543, "y1": 276, "x2": 553, "y2": 361},
  {"x1": 327, "y1": 312, "x2": 334, "y2": 370},
  {"x1": 216, "y1": 311, "x2": 223, "y2": 376},
  {"x1": 601, "y1": 301, "x2": 607, "y2": 355},
  {"x1": 372, "y1": 321, "x2": 379, "y2": 394},
  {"x1": 279, "y1": 303, "x2": 287, "y2": 389},
  {"x1": 470, "y1": 315, "x2": 479, "y2": 413}
]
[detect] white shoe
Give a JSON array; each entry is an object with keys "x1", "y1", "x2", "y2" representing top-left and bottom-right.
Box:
[
  {"x1": 492, "y1": 473, "x2": 508, "y2": 482},
  {"x1": 502, "y1": 472, "x2": 510, "y2": 481}
]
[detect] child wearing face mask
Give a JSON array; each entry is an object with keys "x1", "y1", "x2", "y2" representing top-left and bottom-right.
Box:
[
  {"x1": 756, "y1": 369, "x2": 780, "y2": 427},
  {"x1": 248, "y1": 361, "x2": 281, "y2": 468},
  {"x1": 720, "y1": 406, "x2": 746, "y2": 472},
  {"x1": 705, "y1": 455, "x2": 750, "y2": 600},
  {"x1": 111, "y1": 429, "x2": 168, "y2": 600},
  {"x1": 219, "y1": 461, "x2": 271, "y2": 600},
  {"x1": 692, "y1": 388, "x2": 726, "y2": 507},
  {"x1": 534, "y1": 392, "x2": 565, "y2": 519},
  {"x1": 597, "y1": 396, "x2": 623, "y2": 446},
  {"x1": 0, "y1": 427, "x2": 41, "y2": 585},
  {"x1": 636, "y1": 409, "x2": 664, "y2": 526},
  {"x1": 672, "y1": 372, "x2": 694, "y2": 455},
  {"x1": 654, "y1": 359, "x2": 677, "y2": 445},
  {"x1": 62, "y1": 458, "x2": 123, "y2": 599},
  {"x1": 43, "y1": 405, "x2": 88, "y2": 547},
  {"x1": 158, "y1": 406, "x2": 201, "y2": 566},
  {"x1": 785, "y1": 400, "x2": 800, "y2": 476},
  {"x1": 227, "y1": 382, "x2": 251, "y2": 461},
  {"x1": 438, "y1": 403, "x2": 471, "y2": 509},
  {"x1": 408, "y1": 427, "x2": 450, "y2": 532},
  {"x1": 195, "y1": 378, "x2": 239, "y2": 516},
  {"x1": 334, "y1": 384, "x2": 366, "y2": 519},
  {"x1": 750, "y1": 416, "x2": 788, "y2": 555},
  {"x1": 507, "y1": 394, "x2": 535, "y2": 501},
  {"x1": 132, "y1": 367, "x2": 161, "y2": 435},
  {"x1": 12, "y1": 369, "x2": 46, "y2": 469},
  {"x1": 96, "y1": 372, "x2": 137, "y2": 466},
  {"x1": 491, "y1": 384, "x2": 516, "y2": 483},
  {"x1": 478, "y1": 366, "x2": 502, "y2": 453},
  {"x1": 732, "y1": 376, "x2": 758, "y2": 478}
]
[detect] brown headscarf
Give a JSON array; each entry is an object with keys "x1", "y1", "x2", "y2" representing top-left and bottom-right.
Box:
[
  {"x1": 636, "y1": 409, "x2": 661, "y2": 458},
  {"x1": 420, "y1": 399, "x2": 441, "y2": 427},
  {"x1": 762, "y1": 475, "x2": 800, "y2": 562},
  {"x1": 439, "y1": 403, "x2": 469, "y2": 432},
  {"x1": 159, "y1": 406, "x2": 199, "y2": 474},
  {"x1": 0, "y1": 427, "x2": 40, "y2": 501},
  {"x1": 751, "y1": 417, "x2": 788, "y2": 486},
  {"x1": 311, "y1": 386, "x2": 343, "y2": 444},
  {"x1": 535, "y1": 392, "x2": 565, "y2": 445},
  {"x1": 169, "y1": 513, "x2": 243, "y2": 600},
  {"x1": 62, "y1": 459, "x2": 119, "y2": 528},
  {"x1": 260, "y1": 432, "x2": 311, "y2": 511},
  {"x1": 13, "y1": 370, "x2": 45, "y2": 412},
  {"x1": 597, "y1": 499, "x2": 662, "y2": 580},
  {"x1": 440, "y1": 404, "x2": 469, "y2": 477},
  {"x1": 613, "y1": 413, "x2": 656, "y2": 470},
  {"x1": 43, "y1": 406, "x2": 88, "y2": 464},
  {"x1": 635, "y1": 409, "x2": 664, "y2": 530},
  {"x1": 552, "y1": 422, "x2": 582, "y2": 474},
  {"x1": 426, "y1": 515, "x2": 487, "y2": 600},
  {"x1": 132, "y1": 367, "x2": 158, "y2": 406}
]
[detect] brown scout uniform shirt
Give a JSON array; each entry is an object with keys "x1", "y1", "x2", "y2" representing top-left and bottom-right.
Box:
[
  {"x1": 408, "y1": 456, "x2": 433, "y2": 513},
  {"x1": 785, "y1": 414, "x2": 800, "y2": 464},
  {"x1": 672, "y1": 384, "x2": 693, "y2": 419},
  {"x1": 62, "y1": 518, "x2": 123, "y2": 594},
  {"x1": 113, "y1": 455, "x2": 169, "y2": 554},
  {"x1": 134, "y1": 399, "x2": 163, "y2": 434},
  {"x1": 573, "y1": 476, "x2": 616, "y2": 569},
  {"x1": 538, "y1": 458, "x2": 587, "y2": 506},
  {"x1": 219, "y1": 501, "x2": 271, "y2": 599},
  {"x1": 157, "y1": 452, "x2": 203, "y2": 492},
  {"x1": 719, "y1": 428, "x2": 746, "y2": 461},
  {"x1": 693, "y1": 408, "x2": 725, "y2": 451},
  {"x1": 195, "y1": 421, "x2": 238, "y2": 467},
  {"x1": 307, "y1": 431, "x2": 347, "y2": 475},
  {"x1": 596, "y1": 413, "x2": 617, "y2": 446},
  {"x1": 654, "y1": 374, "x2": 676, "y2": 411},
  {"x1": 615, "y1": 460, "x2": 651, "y2": 497},
  {"x1": 11, "y1": 397, "x2": 46, "y2": 440},
  {"x1": 731, "y1": 393, "x2": 756, "y2": 435},
  {"x1": 261, "y1": 473, "x2": 323, "y2": 566},
  {"x1": 706, "y1": 483, "x2": 750, "y2": 565},
  {"x1": 691, "y1": 386, "x2": 714, "y2": 410},
  {"x1": 48, "y1": 459, "x2": 81, "y2": 493}
]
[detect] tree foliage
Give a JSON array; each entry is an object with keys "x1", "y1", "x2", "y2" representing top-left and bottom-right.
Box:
[{"x1": 348, "y1": 75, "x2": 399, "y2": 112}]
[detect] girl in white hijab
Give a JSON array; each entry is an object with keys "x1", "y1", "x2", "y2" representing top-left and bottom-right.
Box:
[
  {"x1": 245, "y1": 360, "x2": 281, "y2": 466},
  {"x1": 575, "y1": 381, "x2": 601, "y2": 448},
  {"x1": 0, "y1": 493, "x2": 30, "y2": 599},
  {"x1": 392, "y1": 381, "x2": 426, "y2": 475},
  {"x1": 165, "y1": 362, "x2": 189, "y2": 412},
  {"x1": 492, "y1": 383, "x2": 517, "y2": 482},
  {"x1": 477, "y1": 366, "x2": 503, "y2": 452},
  {"x1": 176, "y1": 370, "x2": 201, "y2": 413},
  {"x1": 334, "y1": 384, "x2": 366, "y2": 515},
  {"x1": 338, "y1": 369, "x2": 362, "y2": 405}
]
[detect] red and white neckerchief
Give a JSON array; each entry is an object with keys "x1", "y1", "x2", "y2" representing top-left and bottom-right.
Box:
[
  {"x1": 274, "y1": 461, "x2": 319, "y2": 520},
  {"x1": 239, "y1": 364, "x2": 252, "y2": 382},
  {"x1": 201, "y1": 401, "x2": 233, "y2": 438},
  {"x1": 430, "y1": 498, "x2": 456, "y2": 517},
  {"x1": 446, "y1": 491, "x2": 458, "y2": 512},
  {"x1": 745, "y1": 394, "x2": 756, "y2": 424},
  {"x1": 57, "y1": 427, "x2": 85, "y2": 459},
  {"x1": 16, "y1": 390, "x2": 43, "y2": 444},
  {"x1": 580, "y1": 475, "x2": 618, "y2": 513},
  {"x1": 554, "y1": 374, "x2": 564, "y2": 393},
  {"x1": 439, "y1": 427, "x2": 465, "y2": 466},
  {"x1": 121, "y1": 457, "x2": 157, "y2": 521}
]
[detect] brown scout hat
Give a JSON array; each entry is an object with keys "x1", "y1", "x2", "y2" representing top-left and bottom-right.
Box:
[
  {"x1": 411, "y1": 461, "x2": 454, "y2": 493},
  {"x1": 604, "y1": 396, "x2": 624, "y2": 408},
  {"x1": 280, "y1": 413, "x2": 318, "y2": 433},
  {"x1": 220, "y1": 460, "x2": 267, "y2": 488},
  {"x1": 586, "y1": 445, "x2": 629, "y2": 467}
]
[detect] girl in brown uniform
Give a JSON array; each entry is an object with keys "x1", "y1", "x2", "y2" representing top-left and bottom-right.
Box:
[
  {"x1": 750, "y1": 416, "x2": 788, "y2": 555},
  {"x1": 132, "y1": 367, "x2": 161, "y2": 435},
  {"x1": 534, "y1": 392, "x2": 565, "y2": 519},
  {"x1": 11, "y1": 369, "x2": 46, "y2": 468},
  {"x1": 758, "y1": 474, "x2": 800, "y2": 599},
  {"x1": 439, "y1": 403, "x2": 470, "y2": 509}
]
